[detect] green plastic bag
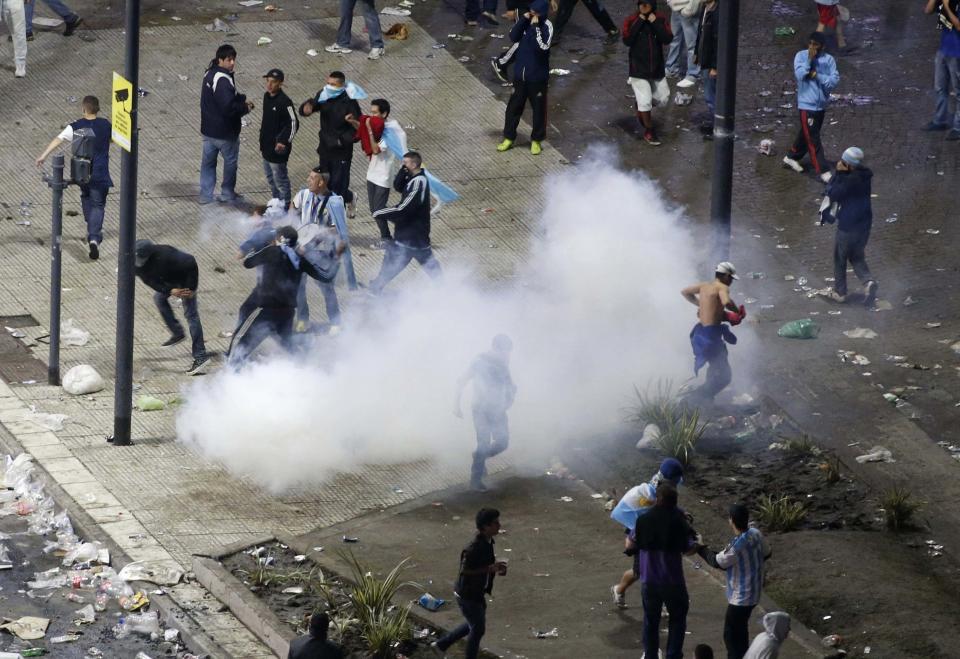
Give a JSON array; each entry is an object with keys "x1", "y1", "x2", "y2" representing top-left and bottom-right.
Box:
[
  {"x1": 777, "y1": 319, "x2": 820, "y2": 339},
  {"x1": 135, "y1": 395, "x2": 166, "y2": 411},
  {"x1": 775, "y1": 26, "x2": 796, "y2": 36}
]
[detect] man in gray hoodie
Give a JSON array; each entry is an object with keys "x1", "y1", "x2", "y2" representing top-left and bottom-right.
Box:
[{"x1": 742, "y1": 612, "x2": 790, "y2": 659}]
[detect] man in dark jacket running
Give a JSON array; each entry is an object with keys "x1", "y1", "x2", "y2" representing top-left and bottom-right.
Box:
[
  {"x1": 369, "y1": 152, "x2": 442, "y2": 294},
  {"x1": 228, "y1": 226, "x2": 333, "y2": 365},
  {"x1": 623, "y1": 0, "x2": 673, "y2": 145},
  {"x1": 820, "y1": 147, "x2": 878, "y2": 307},
  {"x1": 497, "y1": 0, "x2": 553, "y2": 156},
  {"x1": 200, "y1": 45, "x2": 254, "y2": 205},
  {"x1": 135, "y1": 240, "x2": 210, "y2": 375},
  {"x1": 299, "y1": 71, "x2": 362, "y2": 216},
  {"x1": 259, "y1": 68, "x2": 298, "y2": 210}
]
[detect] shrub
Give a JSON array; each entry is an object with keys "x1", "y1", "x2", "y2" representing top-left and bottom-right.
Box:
[
  {"x1": 630, "y1": 380, "x2": 681, "y2": 430},
  {"x1": 341, "y1": 551, "x2": 419, "y2": 657},
  {"x1": 756, "y1": 494, "x2": 807, "y2": 532},
  {"x1": 656, "y1": 408, "x2": 706, "y2": 465},
  {"x1": 881, "y1": 487, "x2": 922, "y2": 532}
]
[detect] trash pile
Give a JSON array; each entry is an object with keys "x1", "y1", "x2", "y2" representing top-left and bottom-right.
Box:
[{"x1": 1, "y1": 454, "x2": 194, "y2": 658}]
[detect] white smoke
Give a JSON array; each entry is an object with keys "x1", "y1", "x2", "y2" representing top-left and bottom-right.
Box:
[{"x1": 176, "y1": 156, "x2": 707, "y2": 493}]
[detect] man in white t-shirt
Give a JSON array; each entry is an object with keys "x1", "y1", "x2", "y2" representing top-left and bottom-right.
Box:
[{"x1": 348, "y1": 98, "x2": 407, "y2": 249}]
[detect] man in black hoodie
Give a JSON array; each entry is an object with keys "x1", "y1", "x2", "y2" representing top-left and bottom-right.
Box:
[
  {"x1": 369, "y1": 151, "x2": 441, "y2": 294},
  {"x1": 820, "y1": 146, "x2": 878, "y2": 307},
  {"x1": 623, "y1": 0, "x2": 673, "y2": 145},
  {"x1": 228, "y1": 226, "x2": 333, "y2": 365},
  {"x1": 693, "y1": 0, "x2": 718, "y2": 134},
  {"x1": 259, "y1": 68, "x2": 298, "y2": 210},
  {"x1": 134, "y1": 241, "x2": 210, "y2": 375},
  {"x1": 200, "y1": 44, "x2": 254, "y2": 205},
  {"x1": 299, "y1": 71, "x2": 362, "y2": 217}
]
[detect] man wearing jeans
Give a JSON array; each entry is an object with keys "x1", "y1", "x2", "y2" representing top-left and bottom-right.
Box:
[
  {"x1": 454, "y1": 335, "x2": 517, "y2": 492},
  {"x1": 24, "y1": 0, "x2": 83, "y2": 39},
  {"x1": 629, "y1": 483, "x2": 700, "y2": 659},
  {"x1": 326, "y1": 0, "x2": 385, "y2": 59},
  {"x1": 924, "y1": 0, "x2": 960, "y2": 140},
  {"x1": 135, "y1": 240, "x2": 210, "y2": 376},
  {"x1": 666, "y1": 0, "x2": 702, "y2": 87},
  {"x1": 369, "y1": 152, "x2": 442, "y2": 294},
  {"x1": 432, "y1": 508, "x2": 507, "y2": 659},
  {"x1": 200, "y1": 44, "x2": 253, "y2": 204},
  {"x1": 36, "y1": 96, "x2": 113, "y2": 260},
  {"x1": 259, "y1": 68, "x2": 298, "y2": 210},
  {"x1": 693, "y1": 0, "x2": 718, "y2": 133}
]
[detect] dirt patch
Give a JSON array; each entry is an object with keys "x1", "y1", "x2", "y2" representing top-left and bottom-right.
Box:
[{"x1": 221, "y1": 540, "x2": 465, "y2": 659}]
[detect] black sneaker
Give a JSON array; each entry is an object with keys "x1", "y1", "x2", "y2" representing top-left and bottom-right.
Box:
[
  {"x1": 187, "y1": 356, "x2": 211, "y2": 375},
  {"x1": 490, "y1": 57, "x2": 508, "y2": 83},
  {"x1": 88, "y1": 241, "x2": 99, "y2": 260},
  {"x1": 64, "y1": 17, "x2": 83, "y2": 36},
  {"x1": 923, "y1": 121, "x2": 949, "y2": 132},
  {"x1": 162, "y1": 334, "x2": 186, "y2": 347}
]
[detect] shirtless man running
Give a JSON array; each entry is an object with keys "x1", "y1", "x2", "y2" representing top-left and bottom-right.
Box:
[{"x1": 680, "y1": 262, "x2": 745, "y2": 403}]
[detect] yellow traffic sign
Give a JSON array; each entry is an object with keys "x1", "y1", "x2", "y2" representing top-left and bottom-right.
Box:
[{"x1": 111, "y1": 72, "x2": 133, "y2": 152}]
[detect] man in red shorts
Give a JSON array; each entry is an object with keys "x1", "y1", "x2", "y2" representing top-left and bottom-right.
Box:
[{"x1": 814, "y1": 0, "x2": 849, "y2": 52}]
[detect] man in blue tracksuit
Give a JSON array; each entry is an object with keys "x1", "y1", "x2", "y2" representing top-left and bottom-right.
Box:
[
  {"x1": 820, "y1": 146, "x2": 878, "y2": 307},
  {"x1": 200, "y1": 44, "x2": 254, "y2": 204},
  {"x1": 497, "y1": 0, "x2": 553, "y2": 156},
  {"x1": 36, "y1": 95, "x2": 113, "y2": 260},
  {"x1": 782, "y1": 32, "x2": 839, "y2": 180}
]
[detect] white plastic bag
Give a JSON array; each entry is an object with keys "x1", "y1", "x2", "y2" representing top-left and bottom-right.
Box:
[
  {"x1": 62, "y1": 364, "x2": 106, "y2": 395},
  {"x1": 63, "y1": 542, "x2": 99, "y2": 566},
  {"x1": 126, "y1": 611, "x2": 161, "y2": 636},
  {"x1": 61, "y1": 319, "x2": 91, "y2": 347},
  {"x1": 118, "y1": 560, "x2": 184, "y2": 585}
]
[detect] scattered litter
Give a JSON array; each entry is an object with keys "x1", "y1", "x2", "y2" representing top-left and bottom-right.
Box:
[
  {"x1": 674, "y1": 92, "x2": 693, "y2": 106},
  {"x1": 855, "y1": 446, "x2": 894, "y2": 463},
  {"x1": 458, "y1": 56, "x2": 471, "y2": 63},
  {"x1": 534, "y1": 627, "x2": 559, "y2": 639},
  {"x1": 903, "y1": 296, "x2": 917, "y2": 307},
  {"x1": 757, "y1": 138, "x2": 774, "y2": 155},
  {"x1": 783, "y1": 275, "x2": 795, "y2": 281},
  {"x1": 50, "y1": 633, "x2": 81, "y2": 643},
  {"x1": 732, "y1": 393, "x2": 754, "y2": 405},
  {"x1": 774, "y1": 26, "x2": 796, "y2": 36},
  {"x1": 306, "y1": 49, "x2": 319, "y2": 56},
  {"x1": 884, "y1": 215, "x2": 898, "y2": 223},
  {"x1": 550, "y1": 68, "x2": 571, "y2": 76},
  {"x1": 238, "y1": 0, "x2": 263, "y2": 5},
  {"x1": 715, "y1": 415, "x2": 737, "y2": 429},
  {"x1": 177, "y1": 74, "x2": 189, "y2": 81},
  {"x1": 282, "y1": 586, "x2": 304, "y2": 594},
  {"x1": 381, "y1": 6, "x2": 412, "y2": 15},
  {"x1": 74, "y1": 604, "x2": 96, "y2": 624},
  {"x1": 842, "y1": 327, "x2": 877, "y2": 339},
  {"x1": 872, "y1": 300, "x2": 893, "y2": 311},
  {"x1": 776, "y1": 244, "x2": 790, "y2": 249},
  {"x1": 62, "y1": 364, "x2": 105, "y2": 395},
  {"x1": 778, "y1": 319, "x2": 820, "y2": 339},
  {"x1": 257, "y1": 36, "x2": 273, "y2": 46},
  {"x1": 342, "y1": 536, "x2": 359, "y2": 543},
  {"x1": 827, "y1": 310, "x2": 842, "y2": 316},
  {"x1": 590, "y1": 493, "x2": 604, "y2": 499},
  {"x1": 925, "y1": 229, "x2": 940, "y2": 235},
  {"x1": 117, "y1": 560, "x2": 184, "y2": 585},
  {"x1": 205, "y1": 18, "x2": 230, "y2": 31},
  {"x1": 828, "y1": 93, "x2": 878, "y2": 106},
  {"x1": 26, "y1": 407, "x2": 68, "y2": 432},
  {"x1": 558, "y1": 496, "x2": 574, "y2": 503},
  {"x1": 635, "y1": 423, "x2": 661, "y2": 449},
  {"x1": 384, "y1": 23, "x2": 409, "y2": 40},
  {"x1": 822, "y1": 614, "x2": 833, "y2": 621},
  {"x1": 0, "y1": 616, "x2": 50, "y2": 640},
  {"x1": 294, "y1": 554, "x2": 307, "y2": 562},
  {"x1": 418, "y1": 593, "x2": 446, "y2": 611},
  {"x1": 61, "y1": 318, "x2": 90, "y2": 346},
  {"x1": 135, "y1": 395, "x2": 166, "y2": 411},
  {"x1": 431, "y1": 43, "x2": 447, "y2": 49},
  {"x1": 748, "y1": 272, "x2": 765, "y2": 279},
  {"x1": 924, "y1": 322, "x2": 941, "y2": 329}
]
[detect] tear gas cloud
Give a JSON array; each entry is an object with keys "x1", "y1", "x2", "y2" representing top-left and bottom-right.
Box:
[{"x1": 176, "y1": 156, "x2": 709, "y2": 493}]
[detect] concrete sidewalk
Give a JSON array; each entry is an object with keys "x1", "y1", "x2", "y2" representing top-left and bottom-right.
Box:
[{"x1": 296, "y1": 475, "x2": 818, "y2": 659}]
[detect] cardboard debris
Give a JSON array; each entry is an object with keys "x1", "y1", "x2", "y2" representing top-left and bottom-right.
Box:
[{"x1": 0, "y1": 616, "x2": 50, "y2": 640}]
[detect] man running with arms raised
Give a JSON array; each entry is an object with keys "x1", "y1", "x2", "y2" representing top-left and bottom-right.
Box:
[{"x1": 681, "y1": 262, "x2": 745, "y2": 404}]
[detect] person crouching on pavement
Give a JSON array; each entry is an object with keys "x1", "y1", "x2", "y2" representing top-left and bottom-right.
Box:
[
  {"x1": 497, "y1": 0, "x2": 553, "y2": 156},
  {"x1": 819, "y1": 146, "x2": 878, "y2": 307},
  {"x1": 454, "y1": 335, "x2": 517, "y2": 492},
  {"x1": 623, "y1": 0, "x2": 674, "y2": 146},
  {"x1": 134, "y1": 241, "x2": 210, "y2": 376},
  {"x1": 431, "y1": 508, "x2": 508, "y2": 659},
  {"x1": 681, "y1": 262, "x2": 745, "y2": 404},
  {"x1": 743, "y1": 612, "x2": 791, "y2": 659}
]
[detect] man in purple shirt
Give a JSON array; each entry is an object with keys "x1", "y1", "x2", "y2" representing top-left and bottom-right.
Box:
[{"x1": 628, "y1": 481, "x2": 700, "y2": 659}]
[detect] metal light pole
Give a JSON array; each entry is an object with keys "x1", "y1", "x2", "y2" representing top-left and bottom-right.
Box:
[
  {"x1": 46, "y1": 154, "x2": 66, "y2": 386},
  {"x1": 710, "y1": 0, "x2": 741, "y2": 263},
  {"x1": 112, "y1": 0, "x2": 141, "y2": 446}
]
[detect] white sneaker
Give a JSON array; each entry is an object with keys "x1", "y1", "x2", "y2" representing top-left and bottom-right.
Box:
[
  {"x1": 368, "y1": 47, "x2": 385, "y2": 60},
  {"x1": 676, "y1": 76, "x2": 696, "y2": 88},
  {"x1": 820, "y1": 170, "x2": 833, "y2": 183},
  {"x1": 325, "y1": 44, "x2": 352, "y2": 54},
  {"x1": 782, "y1": 155, "x2": 804, "y2": 173},
  {"x1": 398, "y1": 0, "x2": 415, "y2": 6},
  {"x1": 611, "y1": 585, "x2": 627, "y2": 609},
  {"x1": 15, "y1": 63, "x2": 26, "y2": 78},
  {"x1": 639, "y1": 652, "x2": 665, "y2": 659}
]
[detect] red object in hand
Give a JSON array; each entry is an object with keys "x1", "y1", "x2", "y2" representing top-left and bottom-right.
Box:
[
  {"x1": 725, "y1": 304, "x2": 746, "y2": 325},
  {"x1": 357, "y1": 115, "x2": 385, "y2": 157}
]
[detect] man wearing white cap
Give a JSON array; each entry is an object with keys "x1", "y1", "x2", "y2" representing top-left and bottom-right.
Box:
[
  {"x1": 820, "y1": 146, "x2": 878, "y2": 307},
  {"x1": 681, "y1": 262, "x2": 745, "y2": 402}
]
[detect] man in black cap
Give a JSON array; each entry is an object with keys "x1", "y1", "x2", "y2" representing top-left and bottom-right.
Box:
[
  {"x1": 134, "y1": 240, "x2": 210, "y2": 375},
  {"x1": 287, "y1": 611, "x2": 343, "y2": 659},
  {"x1": 229, "y1": 226, "x2": 334, "y2": 365},
  {"x1": 260, "y1": 68, "x2": 299, "y2": 210}
]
